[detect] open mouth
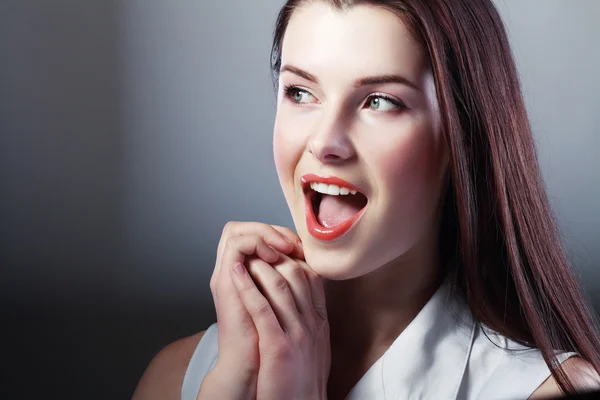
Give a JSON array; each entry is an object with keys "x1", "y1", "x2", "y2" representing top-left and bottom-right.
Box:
[
  {"x1": 301, "y1": 174, "x2": 368, "y2": 241},
  {"x1": 309, "y1": 184, "x2": 368, "y2": 227}
]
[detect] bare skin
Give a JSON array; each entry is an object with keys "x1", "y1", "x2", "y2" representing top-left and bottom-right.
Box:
[
  {"x1": 132, "y1": 330, "x2": 599, "y2": 400},
  {"x1": 132, "y1": 3, "x2": 600, "y2": 399},
  {"x1": 271, "y1": 4, "x2": 448, "y2": 396},
  {"x1": 132, "y1": 331, "x2": 205, "y2": 400}
]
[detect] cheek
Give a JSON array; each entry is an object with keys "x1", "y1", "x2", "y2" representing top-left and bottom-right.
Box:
[
  {"x1": 378, "y1": 122, "x2": 446, "y2": 215},
  {"x1": 273, "y1": 113, "x2": 305, "y2": 189},
  {"x1": 272, "y1": 124, "x2": 287, "y2": 180}
]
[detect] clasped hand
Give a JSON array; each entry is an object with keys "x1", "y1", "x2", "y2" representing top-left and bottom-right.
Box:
[{"x1": 198, "y1": 222, "x2": 331, "y2": 400}]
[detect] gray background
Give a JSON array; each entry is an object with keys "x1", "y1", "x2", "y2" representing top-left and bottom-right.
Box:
[{"x1": 1, "y1": 0, "x2": 598, "y2": 398}]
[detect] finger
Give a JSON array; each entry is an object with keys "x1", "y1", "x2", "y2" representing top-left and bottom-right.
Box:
[
  {"x1": 210, "y1": 223, "x2": 299, "y2": 346},
  {"x1": 213, "y1": 239, "x2": 265, "y2": 327},
  {"x1": 213, "y1": 234, "x2": 280, "y2": 305},
  {"x1": 215, "y1": 222, "x2": 297, "y2": 275},
  {"x1": 246, "y1": 257, "x2": 302, "y2": 333},
  {"x1": 270, "y1": 225, "x2": 304, "y2": 259},
  {"x1": 213, "y1": 235, "x2": 280, "y2": 344},
  {"x1": 271, "y1": 253, "x2": 313, "y2": 317},
  {"x1": 230, "y1": 262, "x2": 284, "y2": 341},
  {"x1": 216, "y1": 221, "x2": 291, "y2": 271},
  {"x1": 211, "y1": 273, "x2": 258, "y2": 362},
  {"x1": 214, "y1": 283, "x2": 257, "y2": 347},
  {"x1": 209, "y1": 224, "x2": 294, "y2": 365},
  {"x1": 297, "y1": 260, "x2": 328, "y2": 321}
]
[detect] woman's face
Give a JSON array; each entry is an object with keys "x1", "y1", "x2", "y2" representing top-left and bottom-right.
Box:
[{"x1": 273, "y1": 2, "x2": 447, "y2": 280}]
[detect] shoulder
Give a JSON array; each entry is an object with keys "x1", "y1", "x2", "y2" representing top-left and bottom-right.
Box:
[
  {"x1": 529, "y1": 357, "x2": 600, "y2": 399},
  {"x1": 131, "y1": 330, "x2": 207, "y2": 400},
  {"x1": 464, "y1": 326, "x2": 594, "y2": 399}
]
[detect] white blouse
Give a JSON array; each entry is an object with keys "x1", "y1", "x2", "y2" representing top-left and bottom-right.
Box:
[{"x1": 181, "y1": 281, "x2": 575, "y2": 399}]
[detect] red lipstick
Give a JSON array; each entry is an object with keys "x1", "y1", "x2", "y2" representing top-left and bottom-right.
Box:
[
  {"x1": 301, "y1": 174, "x2": 362, "y2": 193},
  {"x1": 301, "y1": 174, "x2": 367, "y2": 241}
]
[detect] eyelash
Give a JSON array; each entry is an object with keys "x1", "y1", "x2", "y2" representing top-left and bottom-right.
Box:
[{"x1": 282, "y1": 84, "x2": 407, "y2": 112}]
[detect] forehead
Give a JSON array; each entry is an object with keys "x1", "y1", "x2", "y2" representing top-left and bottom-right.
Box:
[{"x1": 280, "y1": 2, "x2": 429, "y2": 83}]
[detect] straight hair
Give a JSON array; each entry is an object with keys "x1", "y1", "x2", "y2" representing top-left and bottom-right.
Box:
[{"x1": 270, "y1": 0, "x2": 600, "y2": 394}]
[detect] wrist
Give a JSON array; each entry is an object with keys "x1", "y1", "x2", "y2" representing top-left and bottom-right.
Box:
[{"x1": 198, "y1": 365, "x2": 257, "y2": 400}]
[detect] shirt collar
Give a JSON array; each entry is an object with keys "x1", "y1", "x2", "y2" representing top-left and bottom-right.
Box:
[{"x1": 346, "y1": 281, "x2": 477, "y2": 400}]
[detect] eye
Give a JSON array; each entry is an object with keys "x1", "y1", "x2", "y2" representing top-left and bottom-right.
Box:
[
  {"x1": 283, "y1": 85, "x2": 316, "y2": 104},
  {"x1": 366, "y1": 95, "x2": 405, "y2": 112}
]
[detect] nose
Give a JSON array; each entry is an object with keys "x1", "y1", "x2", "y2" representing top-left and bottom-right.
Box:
[{"x1": 308, "y1": 110, "x2": 356, "y2": 163}]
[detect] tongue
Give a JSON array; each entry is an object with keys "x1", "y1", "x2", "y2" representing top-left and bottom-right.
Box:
[{"x1": 317, "y1": 194, "x2": 366, "y2": 228}]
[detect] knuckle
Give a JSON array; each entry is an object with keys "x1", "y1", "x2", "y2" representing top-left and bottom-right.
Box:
[
  {"x1": 274, "y1": 257, "x2": 302, "y2": 275},
  {"x1": 280, "y1": 260, "x2": 303, "y2": 275},
  {"x1": 269, "y1": 340, "x2": 293, "y2": 361},
  {"x1": 252, "y1": 300, "x2": 272, "y2": 316},
  {"x1": 222, "y1": 221, "x2": 232, "y2": 235},
  {"x1": 223, "y1": 235, "x2": 240, "y2": 251},
  {"x1": 222, "y1": 221, "x2": 239, "y2": 236},
  {"x1": 304, "y1": 308, "x2": 327, "y2": 329},
  {"x1": 292, "y1": 326, "x2": 311, "y2": 345},
  {"x1": 271, "y1": 274, "x2": 289, "y2": 292},
  {"x1": 314, "y1": 314, "x2": 330, "y2": 332},
  {"x1": 304, "y1": 313, "x2": 321, "y2": 332}
]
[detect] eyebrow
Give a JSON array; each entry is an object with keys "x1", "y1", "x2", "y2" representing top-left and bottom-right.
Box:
[{"x1": 280, "y1": 64, "x2": 421, "y2": 92}]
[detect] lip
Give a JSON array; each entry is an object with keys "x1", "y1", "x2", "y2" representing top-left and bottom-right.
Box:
[
  {"x1": 301, "y1": 173, "x2": 367, "y2": 241},
  {"x1": 300, "y1": 173, "x2": 363, "y2": 193}
]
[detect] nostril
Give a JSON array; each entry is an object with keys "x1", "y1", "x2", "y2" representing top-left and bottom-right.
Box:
[
  {"x1": 322, "y1": 154, "x2": 343, "y2": 162},
  {"x1": 308, "y1": 138, "x2": 355, "y2": 162}
]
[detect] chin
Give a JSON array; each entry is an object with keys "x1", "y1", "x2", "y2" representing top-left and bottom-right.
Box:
[{"x1": 301, "y1": 245, "x2": 371, "y2": 281}]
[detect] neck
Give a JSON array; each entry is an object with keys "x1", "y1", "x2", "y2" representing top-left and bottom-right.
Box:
[{"x1": 324, "y1": 237, "x2": 442, "y2": 354}]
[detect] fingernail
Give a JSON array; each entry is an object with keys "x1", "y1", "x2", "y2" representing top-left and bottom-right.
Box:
[{"x1": 232, "y1": 263, "x2": 246, "y2": 276}]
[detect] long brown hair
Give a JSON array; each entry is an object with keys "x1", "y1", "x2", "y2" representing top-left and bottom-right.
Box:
[{"x1": 270, "y1": 0, "x2": 600, "y2": 394}]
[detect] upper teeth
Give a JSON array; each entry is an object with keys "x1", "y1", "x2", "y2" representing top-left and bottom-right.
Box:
[{"x1": 310, "y1": 182, "x2": 357, "y2": 196}]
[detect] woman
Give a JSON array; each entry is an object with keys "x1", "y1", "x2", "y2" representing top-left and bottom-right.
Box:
[{"x1": 133, "y1": 0, "x2": 600, "y2": 399}]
